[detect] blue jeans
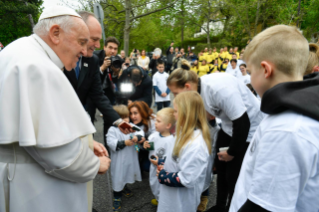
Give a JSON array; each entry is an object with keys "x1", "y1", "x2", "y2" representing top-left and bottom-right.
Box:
[{"x1": 156, "y1": 101, "x2": 171, "y2": 111}]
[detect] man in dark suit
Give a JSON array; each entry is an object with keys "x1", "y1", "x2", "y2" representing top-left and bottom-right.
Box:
[{"x1": 64, "y1": 11, "x2": 132, "y2": 150}]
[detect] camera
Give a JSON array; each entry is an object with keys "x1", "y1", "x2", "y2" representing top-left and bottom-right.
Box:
[{"x1": 108, "y1": 56, "x2": 123, "y2": 69}]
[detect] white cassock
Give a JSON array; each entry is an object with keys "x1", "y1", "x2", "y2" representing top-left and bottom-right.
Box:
[
  {"x1": 157, "y1": 130, "x2": 209, "y2": 212},
  {"x1": 106, "y1": 125, "x2": 144, "y2": 192},
  {"x1": 0, "y1": 34, "x2": 99, "y2": 212}
]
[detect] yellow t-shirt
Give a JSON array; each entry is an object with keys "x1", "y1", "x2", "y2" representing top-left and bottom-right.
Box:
[
  {"x1": 191, "y1": 66, "x2": 198, "y2": 73},
  {"x1": 206, "y1": 54, "x2": 215, "y2": 65},
  {"x1": 235, "y1": 52, "x2": 240, "y2": 59},
  {"x1": 199, "y1": 55, "x2": 206, "y2": 67},
  {"x1": 218, "y1": 52, "x2": 227, "y2": 65},
  {"x1": 219, "y1": 63, "x2": 228, "y2": 72},
  {"x1": 212, "y1": 52, "x2": 219, "y2": 61},
  {"x1": 197, "y1": 65, "x2": 210, "y2": 77},
  {"x1": 211, "y1": 65, "x2": 219, "y2": 73}
]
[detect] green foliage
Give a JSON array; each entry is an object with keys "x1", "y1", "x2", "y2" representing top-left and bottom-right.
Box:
[{"x1": 0, "y1": 0, "x2": 43, "y2": 46}]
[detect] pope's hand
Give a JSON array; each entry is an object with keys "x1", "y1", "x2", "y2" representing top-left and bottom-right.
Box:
[
  {"x1": 93, "y1": 141, "x2": 108, "y2": 157},
  {"x1": 98, "y1": 156, "x2": 111, "y2": 174}
]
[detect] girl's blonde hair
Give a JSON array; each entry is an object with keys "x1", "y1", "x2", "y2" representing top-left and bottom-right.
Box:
[
  {"x1": 305, "y1": 43, "x2": 319, "y2": 75},
  {"x1": 167, "y1": 59, "x2": 198, "y2": 88},
  {"x1": 173, "y1": 91, "x2": 211, "y2": 157}
]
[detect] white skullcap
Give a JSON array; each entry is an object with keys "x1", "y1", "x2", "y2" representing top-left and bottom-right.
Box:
[{"x1": 39, "y1": 6, "x2": 81, "y2": 21}]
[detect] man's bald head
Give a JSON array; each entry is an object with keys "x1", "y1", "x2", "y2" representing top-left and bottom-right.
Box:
[
  {"x1": 33, "y1": 15, "x2": 89, "y2": 70},
  {"x1": 78, "y1": 11, "x2": 102, "y2": 57}
]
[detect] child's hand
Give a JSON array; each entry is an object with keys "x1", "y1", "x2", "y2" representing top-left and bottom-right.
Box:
[
  {"x1": 143, "y1": 141, "x2": 150, "y2": 149},
  {"x1": 156, "y1": 165, "x2": 164, "y2": 177},
  {"x1": 150, "y1": 155, "x2": 158, "y2": 166},
  {"x1": 125, "y1": 139, "x2": 134, "y2": 146},
  {"x1": 131, "y1": 136, "x2": 138, "y2": 143},
  {"x1": 161, "y1": 93, "x2": 167, "y2": 97}
]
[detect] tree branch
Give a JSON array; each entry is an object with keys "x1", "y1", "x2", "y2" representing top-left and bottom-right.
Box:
[
  {"x1": 130, "y1": 0, "x2": 179, "y2": 21},
  {"x1": 118, "y1": 0, "x2": 161, "y2": 13}
]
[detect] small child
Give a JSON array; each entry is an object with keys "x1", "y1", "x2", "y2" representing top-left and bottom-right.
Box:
[
  {"x1": 156, "y1": 91, "x2": 211, "y2": 212},
  {"x1": 219, "y1": 58, "x2": 229, "y2": 72},
  {"x1": 210, "y1": 59, "x2": 219, "y2": 73},
  {"x1": 226, "y1": 59, "x2": 240, "y2": 78},
  {"x1": 197, "y1": 59, "x2": 210, "y2": 77},
  {"x1": 239, "y1": 64, "x2": 251, "y2": 85},
  {"x1": 152, "y1": 60, "x2": 171, "y2": 111},
  {"x1": 106, "y1": 105, "x2": 145, "y2": 211},
  {"x1": 230, "y1": 25, "x2": 319, "y2": 212},
  {"x1": 143, "y1": 108, "x2": 176, "y2": 206}
]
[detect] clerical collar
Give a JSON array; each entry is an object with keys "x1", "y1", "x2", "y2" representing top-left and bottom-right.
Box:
[
  {"x1": 197, "y1": 78, "x2": 201, "y2": 94},
  {"x1": 32, "y1": 34, "x2": 64, "y2": 70}
]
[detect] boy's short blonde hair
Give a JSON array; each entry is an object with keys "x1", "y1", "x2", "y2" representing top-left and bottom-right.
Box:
[
  {"x1": 243, "y1": 25, "x2": 309, "y2": 76},
  {"x1": 113, "y1": 105, "x2": 129, "y2": 119},
  {"x1": 156, "y1": 108, "x2": 175, "y2": 126}
]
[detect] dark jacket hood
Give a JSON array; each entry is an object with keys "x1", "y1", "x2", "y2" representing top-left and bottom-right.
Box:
[{"x1": 261, "y1": 73, "x2": 319, "y2": 121}]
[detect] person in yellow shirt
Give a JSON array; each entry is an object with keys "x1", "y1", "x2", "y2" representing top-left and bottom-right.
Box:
[
  {"x1": 228, "y1": 48, "x2": 235, "y2": 60},
  {"x1": 198, "y1": 51, "x2": 206, "y2": 67},
  {"x1": 219, "y1": 58, "x2": 229, "y2": 72},
  {"x1": 191, "y1": 60, "x2": 199, "y2": 73},
  {"x1": 210, "y1": 59, "x2": 219, "y2": 73},
  {"x1": 223, "y1": 46, "x2": 230, "y2": 60},
  {"x1": 197, "y1": 59, "x2": 210, "y2": 77},
  {"x1": 218, "y1": 48, "x2": 225, "y2": 65},
  {"x1": 203, "y1": 47, "x2": 208, "y2": 57},
  {"x1": 234, "y1": 47, "x2": 240, "y2": 59},
  {"x1": 212, "y1": 47, "x2": 219, "y2": 62},
  {"x1": 206, "y1": 48, "x2": 215, "y2": 70}
]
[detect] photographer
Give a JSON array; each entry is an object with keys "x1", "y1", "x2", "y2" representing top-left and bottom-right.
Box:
[{"x1": 172, "y1": 48, "x2": 186, "y2": 70}]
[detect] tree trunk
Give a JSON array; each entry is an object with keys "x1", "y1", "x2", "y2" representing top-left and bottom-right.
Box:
[
  {"x1": 124, "y1": 0, "x2": 131, "y2": 56},
  {"x1": 206, "y1": 19, "x2": 211, "y2": 47},
  {"x1": 24, "y1": 1, "x2": 35, "y2": 32},
  {"x1": 180, "y1": 0, "x2": 184, "y2": 47},
  {"x1": 296, "y1": 0, "x2": 301, "y2": 28},
  {"x1": 254, "y1": 0, "x2": 260, "y2": 36}
]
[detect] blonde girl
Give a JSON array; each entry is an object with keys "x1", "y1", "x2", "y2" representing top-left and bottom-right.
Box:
[{"x1": 156, "y1": 91, "x2": 211, "y2": 212}]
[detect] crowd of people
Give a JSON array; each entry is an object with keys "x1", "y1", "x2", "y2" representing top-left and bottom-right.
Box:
[{"x1": 0, "y1": 5, "x2": 319, "y2": 212}]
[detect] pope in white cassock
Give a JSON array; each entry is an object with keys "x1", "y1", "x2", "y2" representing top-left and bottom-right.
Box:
[{"x1": 0, "y1": 7, "x2": 111, "y2": 212}]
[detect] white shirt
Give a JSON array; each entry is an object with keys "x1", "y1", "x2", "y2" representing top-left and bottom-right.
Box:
[
  {"x1": 148, "y1": 132, "x2": 175, "y2": 200},
  {"x1": 239, "y1": 74, "x2": 251, "y2": 85},
  {"x1": 157, "y1": 130, "x2": 209, "y2": 212},
  {"x1": 230, "y1": 111, "x2": 319, "y2": 212},
  {"x1": 200, "y1": 73, "x2": 264, "y2": 141},
  {"x1": 226, "y1": 66, "x2": 241, "y2": 78},
  {"x1": 107, "y1": 126, "x2": 144, "y2": 192},
  {"x1": 153, "y1": 71, "x2": 171, "y2": 102}
]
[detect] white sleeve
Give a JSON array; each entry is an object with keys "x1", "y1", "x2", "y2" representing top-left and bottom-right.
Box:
[
  {"x1": 152, "y1": 73, "x2": 158, "y2": 86},
  {"x1": 178, "y1": 143, "x2": 209, "y2": 188},
  {"x1": 134, "y1": 128, "x2": 145, "y2": 137},
  {"x1": 247, "y1": 131, "x2": 317, "y2": 211},
  {"x1": 216, "y1": 85, "x2": 246, "y2": 121},
  {"x1": 106, "y1": 127, "x2": 120, "y2": 152},
  {"x1": 23, "y1": 137, "x2": 100, "y2": 183}
]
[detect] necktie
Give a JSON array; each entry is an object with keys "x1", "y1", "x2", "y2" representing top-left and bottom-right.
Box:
[{"x1": 75, "y1": 60, "x2": 81, "y2": 79}]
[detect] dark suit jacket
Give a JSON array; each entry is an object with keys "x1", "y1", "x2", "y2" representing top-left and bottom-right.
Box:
[{"x1": 64, "y1": 55, "x2": 120, "y2": 126}]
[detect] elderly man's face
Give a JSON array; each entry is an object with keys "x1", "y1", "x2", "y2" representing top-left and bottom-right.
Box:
[
  {"x1": 57, "y1": 17, "x2": 89, "y2": 70},
  {"x1": 86, "y1": 16, "x2": 102, "y2": 57}
]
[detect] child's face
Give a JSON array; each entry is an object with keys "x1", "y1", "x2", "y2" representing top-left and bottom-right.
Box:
[
  {"x1": 231, "y1": 61, "x2": 236, "y2": 68},
  {"x1": 173, "y1": 102, "x2": 178, "y2": 121},
  {"x1": 155, "y1": 115, "x2": 171, "y2": 133},
  {"x1": 130, "y1": 107, "x2": 142, "y2": 124},
  {"x1": 157, "y1": 64, "x2": 165, "y2": 73},
  {"x1": 240, "y1": 66, "x2": 246, "y2": 75},
  {"x1": 202, "y1": 60, "x2": 206, "y2": 66}
]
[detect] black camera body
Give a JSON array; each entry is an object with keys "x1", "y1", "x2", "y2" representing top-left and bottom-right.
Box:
[{"x1": 108, "y1": 56, "x2": 123, "y2": 69}]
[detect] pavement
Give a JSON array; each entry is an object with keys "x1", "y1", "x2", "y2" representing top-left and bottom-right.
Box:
[{"x1": 92, "y1": 102, "x2": 217, "y2": 212}]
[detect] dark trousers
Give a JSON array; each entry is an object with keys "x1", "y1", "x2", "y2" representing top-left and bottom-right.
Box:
[
  {"x1": 156, "y1": 101, "x2": 170, "y2": 111},
  {"x1": 214, "y1": 129, "x2": 249, "y2": 211},
  {"x1": 166, "y1": 64, "x2": 172, "y2": 74}
]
